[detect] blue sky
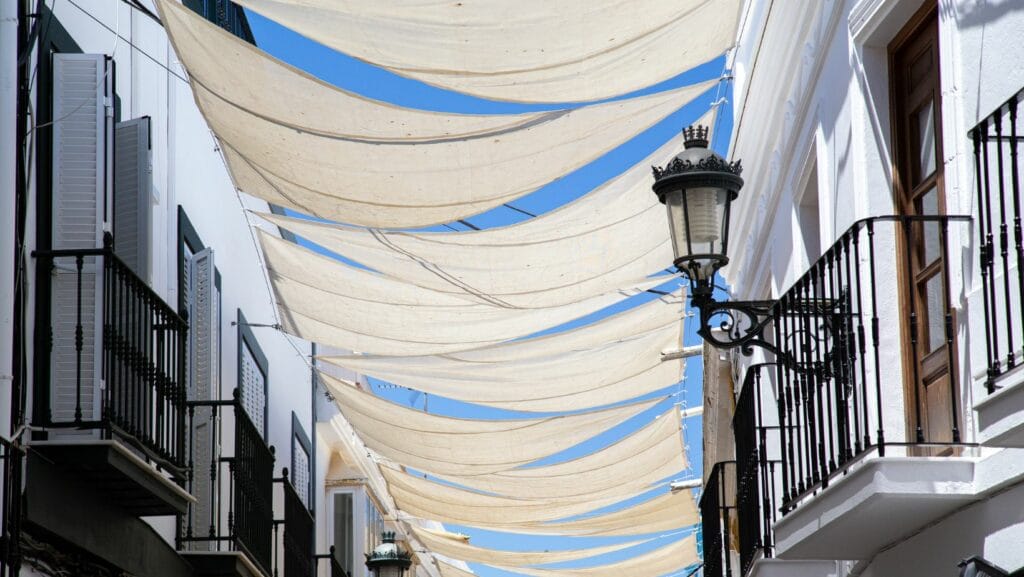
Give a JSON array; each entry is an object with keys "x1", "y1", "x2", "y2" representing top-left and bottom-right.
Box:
[{"x1": 244, "y1": 10, "x2": 734, "y2": 577}]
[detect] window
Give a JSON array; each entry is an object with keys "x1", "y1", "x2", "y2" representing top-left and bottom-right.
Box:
[
  {"x1": 183, "y1": 0, "x2": 256, "y2": 44},
  {"x1": 178, "y1": 209, "x2": 220, "y2": 403},
  {"x1": 332, "y1": 492, "x2": 355, "y2": 577},
  {"x1": 796, "y1": 156, "x2": 821, "y2": 268},
  {"x1": 113, "y1": 116, "x2": 152, "y2": 282},
  {"x1": 237, "y1": 310, "x2": 268, "y2": 437},
  {"x1": 889, "y1": 3, "x2": 957, "y2": 442},
  {"x1": 365, "y1": 496, "x2": 385, "y2": 557},
  {"x1": 330, "y1": 487, "x2": 387, "y2": 577},
  {"x1": 291, "y1": 413, "x2": 312, "y2": 508},
  {"x1": 46, "y1": 53, "x2": 113, "y2": 426}
]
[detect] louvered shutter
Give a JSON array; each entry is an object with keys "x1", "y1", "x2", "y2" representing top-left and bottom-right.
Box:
[
  {"x1": 239, "y1": 341, "x2": 266, "y2": 436},
  {"x1": 189, "y1": 248, "x2": 215, "y2": 402},
  {"x1": 292, "y1": 437, "x2": 310, "y2": 507},
  {"x1": 113, "y1": 117, "x2": 152, "y2": 281},
  {"x1": 49, "y1": 53, "x2": 112, "y2": 427},
  {"x1": 188, "y1": 248, "x2": 217, "y2": 544}
]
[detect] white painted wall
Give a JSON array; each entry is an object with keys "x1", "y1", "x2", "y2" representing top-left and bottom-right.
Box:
[
  {"x1": 23, "y1": 1, "x2": 320, "y2": 573},
  {"x1": 725, "y1": 0, "x2": 1024, "y2": 573}
]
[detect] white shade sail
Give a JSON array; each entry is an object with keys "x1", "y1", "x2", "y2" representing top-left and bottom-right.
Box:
[
  {"x1": 481, "y1": 490, "x2": 698, "y2": 536},
  {"x1": 157, "y1": 0, "x2": 717, "y2": 227},
  {"x1": 260, "y1": 231, "x2": 663, "y2": 356},
  {"x1": 396, "y1": 488, "x2": 697, "y2": 537},
  {"x1": 498, "y1": 537, "x2": 698, "y2": 577},
  {"x1": 431, "y1": 411, "x2": 685, "y2": 503},
  {"x1": 410, "y1": 527, "x2": 651, "y2": 568},
  {"x1": 323, "y1": 374, "x2": 662, "y2": 476},
  {"x1": 320, "y1": 308, "x2": 684, "y2": 413},
  {"x1": 232, "y1": 0, "x2": 742, "y2": 104},
  {"x1": 382, "y1": 467, "x2": 645, "y2": 526},
  {"x1": 436, "y1": 560, "x2": 483, "y2": 577},
  {"x1": 256, "y1": 112, "x2": 715, "y2": 309}
]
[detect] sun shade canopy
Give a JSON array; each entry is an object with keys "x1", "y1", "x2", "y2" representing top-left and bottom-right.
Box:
[
  {"x1": 256, "y1": 110, "x2": 714, "y2": 309},
  {"x1": 157, "y1": 0, "x2": 717, "y2": 227},
  {"x1": 233, "y1": 0, "x2": 742, "y2": 104},
  {"x1": 323, "y1": 374, "x2": 662, "y2": 476},
  {"x1": 318, "y1": 292, "x2": 685, "y2": 412}
]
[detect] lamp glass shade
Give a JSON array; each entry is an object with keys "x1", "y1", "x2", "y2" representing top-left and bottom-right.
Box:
[
  {"x1": 663, "y1": 186, "x2": 730, "y2": 281},
  {"x1": 377, "y1": 566, "x2": 405, "y2": 577}
]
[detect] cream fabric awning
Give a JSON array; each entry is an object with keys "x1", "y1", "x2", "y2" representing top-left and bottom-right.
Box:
[
  {"x1": 232, "y1": 0, "x2": 742, "y2": 103},
  {"x1": 436, "y1": 560, "x2": 480, "y2": 577},
  {"x1": 498, "y1": 537, "x2": 698, "y2": 577},
  {"x1": 260, "y1": 231, "x2": 663, "y2": 356},
  {"x1": 410, "y1": 527, "x2": 650, "y2": 568},
  {"x1": 157, "y1": 0, "x2": 716, "y2": 227},
  {"x1": 382, "y1": 467, "x2": 644, "y2": 526},
  {"x1": 396, "y1": 489, "x2": 697, "y2": 536},
  {"x1": 323, "y1": 374, "x2": 661, "y2": 476},
  {"x1": 431, "y1": 411, "x2": 685, "y2": 503},
  {"x1": 321, "y1": 320, "x2": 683, "y2": 413},
  {"x1": 256, "y1": 111, "x2": 715, "y2": 309}
]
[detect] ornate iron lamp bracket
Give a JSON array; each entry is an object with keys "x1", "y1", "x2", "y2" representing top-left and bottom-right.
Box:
[
  {"x1": 693, "y1": 296, "x2": 779, "y2": 356},
  {"x1": 692, "y1": 295, "x2": 830, "y2": 375}
]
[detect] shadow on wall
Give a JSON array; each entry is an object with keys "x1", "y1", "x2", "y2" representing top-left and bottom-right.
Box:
[
  {"x1": 857, "y1": 480, "x2": 1024, "y2": 577},
  {"x1": 940, "y1": 0, "x2": 1024, "y2": 30}
]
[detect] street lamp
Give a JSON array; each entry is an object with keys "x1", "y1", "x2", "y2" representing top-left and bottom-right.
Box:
[
  {"x1": 652, "y1": 125, "x2": 778, "y2": 355},
  {"x1": 366, "y1": 532, "x2": 412, "y2": 577}
]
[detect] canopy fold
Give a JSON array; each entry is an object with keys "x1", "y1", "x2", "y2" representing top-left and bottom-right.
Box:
[
  {"x1": 323, "y1": 374, "x2": 661, "y2": 476},
  {"x1": 320, "y1": 319, "x2": 683, "y2": 413},
  {"x1": 497, "y1": 537, "x2": 698, "y2": 577},
  {"x1": 409, "y1": 527, "x2": 650, "y2": 568},
  {"x1": 256, "y1": 114, "x2": 715, "y2": 308},
  {"x1": 157, "y1": 0, "x2": 716, "y2": 227},
  {"x1": 382, "y1": 467, "x2": 640, "y2": 525},
  {"x1": 232, "y1": 0, "x2": 742, "y2": 103},
  {"x1": 260, "y1": 231, "x2": 662, "y2": 356},
  {"x1": 430, "y1": 411, "x2": 685, "y2": 503},
  {"x1": 396, "y1": 489, "x2": 697, "y2": 536}
]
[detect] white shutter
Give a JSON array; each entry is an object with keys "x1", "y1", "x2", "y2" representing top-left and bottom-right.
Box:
[
  {"x1": 239, "y1": 342, "x2": 266, "y2": 436},
  {"x1": 49, "y1": 54, "x2": 112, "y2": 427},
  {"x1": 188, "y1": 248, "x2": 217, "y2": 544},
  {"x1": 189, "y1": 248, "x2": 215, "y2": 402},
  {"x1": 113, "y1": 117, "x2": 152, "y2": 282}
]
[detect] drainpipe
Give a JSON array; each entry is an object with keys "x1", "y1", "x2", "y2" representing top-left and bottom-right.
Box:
[{"x1": 0, "y1": 0, "x2": 20, "y2": 438}]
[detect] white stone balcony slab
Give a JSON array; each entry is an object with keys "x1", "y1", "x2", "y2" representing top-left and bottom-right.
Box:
[
  {"x1": 773, "y1": 457, "x2": 978, "y2": 560},
  {"x1": 747, "y1": 559, "x2": 840, "y2": 577},
  {"x1": 975, "y1": 367, "x2": 1024, "y2": 447}
]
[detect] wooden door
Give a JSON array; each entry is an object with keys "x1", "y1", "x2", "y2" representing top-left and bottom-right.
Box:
[{"x1": 890, "y1": 4, "x2": 958, "y2": 444}]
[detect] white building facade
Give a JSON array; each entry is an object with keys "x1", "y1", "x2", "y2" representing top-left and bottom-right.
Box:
[
  {"x1": 1, "y1": 2, "x2": 441, "y2": 577},
  {"x1": 700, "y1": 0, "x2": 1024, "y2": 576}
]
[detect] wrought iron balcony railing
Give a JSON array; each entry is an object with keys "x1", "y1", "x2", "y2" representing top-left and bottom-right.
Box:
[
  {"x1": 33, "y1": 243, "x2": 188, "y2": 473},
  {"x1": 316, "y1": 547, "x2": 349, "y2": 577},
  {"x1": 733, "y1": 366, "x2": 779, "y2": 574},
  {"x1": 700, "y1": 461, "x2": 735, "y2": 577},
  {"x1": 279, "y1": 469, "x2": 315, "y2": 577},
  {"x1": 0, "y1": 438, "x2": 23, "y2": 577},
  {"x1": 179, "y1": 389, "x2": 275, "y2": 576},
  {"x1": 972, "y1": 87, "x2": 1024, "y2": 392},
  {"x1": 732, "y1": 215, "x2": 971, "y2": 514}
]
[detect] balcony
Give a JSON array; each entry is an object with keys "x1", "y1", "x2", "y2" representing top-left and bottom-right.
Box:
[
  {"x1": 700, "y1": 461, "x2": 737, "y2": 577},
  {"x1": 728, "y1": 216, "x2": 977, "y2": 561},
  {"x1": 280, "y1": 470, "x2": 315, "y2": 577},
  {"x1": 316, "y1": 548, "x2": 349, "y2": 577},
  {"x1": 0, "y1": 439, "x2": 23, "y2": 575},
  {"x1": 179, "y1": 390, "x2": 275, "y2": 577},
  {"x1": 971, "y1": 86, "x2": 1024, "y2": 447},
  {"x1": 32, "y1": 244, "x2": 190, "y2": 516}
]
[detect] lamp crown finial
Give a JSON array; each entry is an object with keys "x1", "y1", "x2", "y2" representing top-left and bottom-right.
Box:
[{"x1": 683, "y1": 125, "x2": 709, "y2": 149}]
